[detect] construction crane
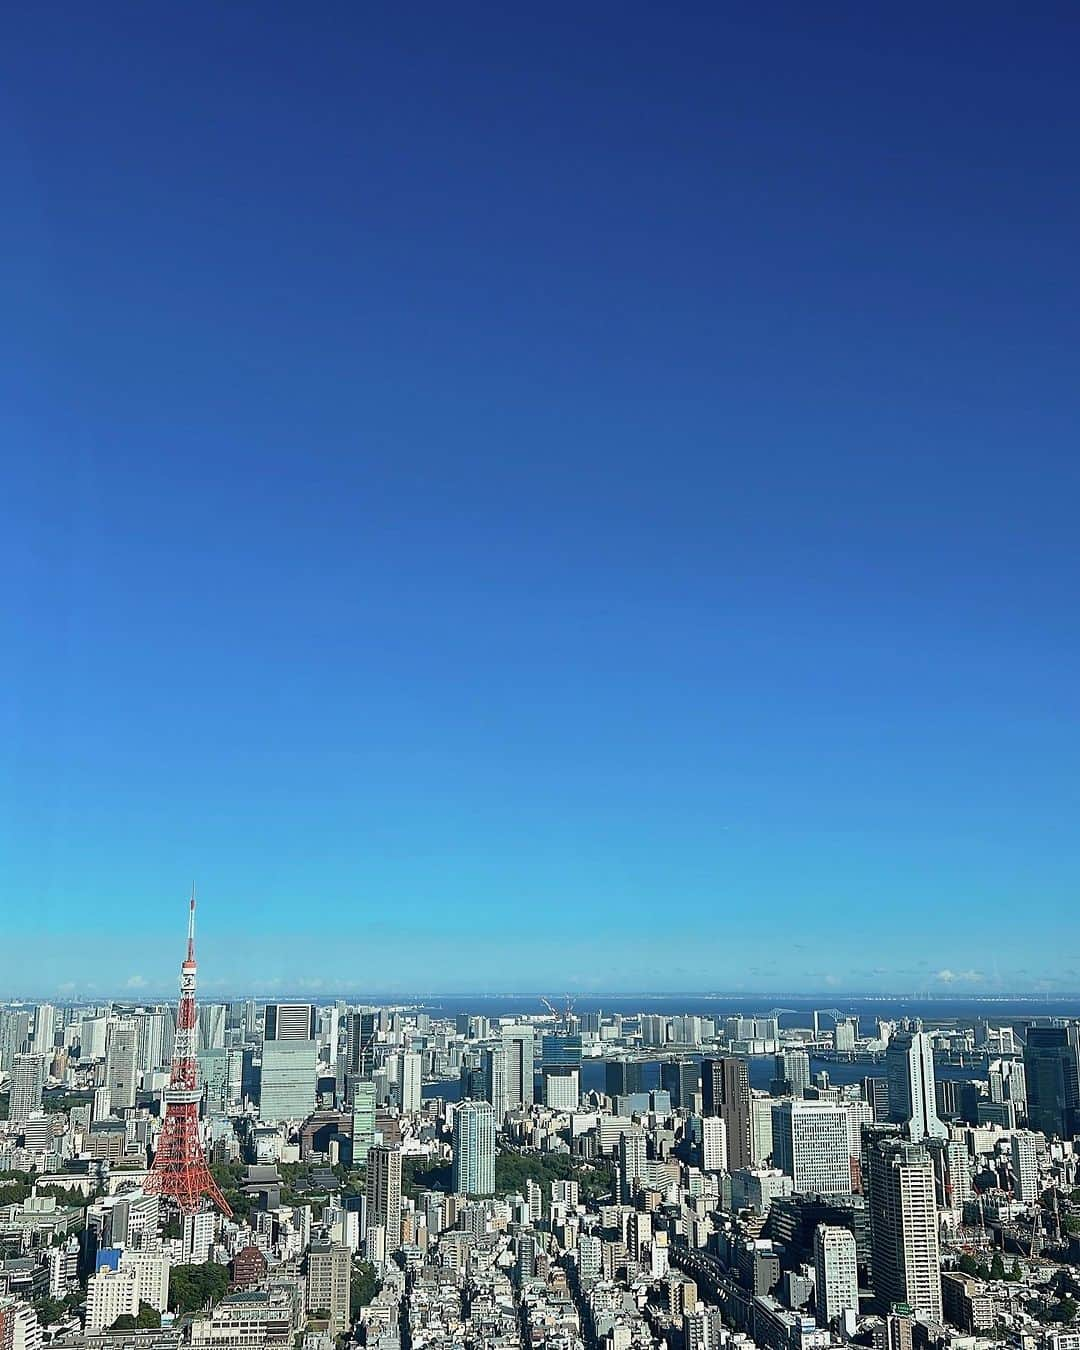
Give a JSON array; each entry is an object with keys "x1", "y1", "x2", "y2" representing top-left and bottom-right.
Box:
[{"x1": 540, "y1": 996, "x2": 576, "y2": 1032}]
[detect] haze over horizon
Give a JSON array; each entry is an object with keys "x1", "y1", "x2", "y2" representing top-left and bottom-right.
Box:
[{"x1": 5, "y1": 4, "x2": 1080, "y2": 993}]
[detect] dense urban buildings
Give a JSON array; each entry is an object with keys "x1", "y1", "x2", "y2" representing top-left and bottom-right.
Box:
[{"x1": 4, "y1": 949, "x2": 1080, "y2": 1350}]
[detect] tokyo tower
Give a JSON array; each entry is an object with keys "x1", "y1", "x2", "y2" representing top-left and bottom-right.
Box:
[{"x1": 144, "y1": 890, "x2": 232, "y2": 1217}]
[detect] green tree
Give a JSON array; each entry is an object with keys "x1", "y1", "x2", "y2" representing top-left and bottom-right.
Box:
[
  {"x1": 349, "y1": 1263, "x2": 379, "y2": 1319},
  {"x1": 958, "y1": 1253, "x2": 979, "y2": 1278},
  {"x1": 990, "y1": 1252, "x2": 1006, "y2": 1281},
  {"x1": 168, "y1": 1262, "x2": 230, "y2": 1313},
  {"x1": 33, "y1": 1296, "x2": 67, "y2": 1326},
  {"x1": 112, "y1": 1305, "x2": 161, "y2": 1332}
]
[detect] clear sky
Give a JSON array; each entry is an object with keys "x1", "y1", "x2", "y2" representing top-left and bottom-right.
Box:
[{"x1": 3, "y1": 4, "x2": 1080, "y2": 998}]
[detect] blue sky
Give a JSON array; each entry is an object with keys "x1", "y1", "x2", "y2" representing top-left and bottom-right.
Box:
[{"x1": 3, "y1": 4, "x2": 1080, "y2": 996}]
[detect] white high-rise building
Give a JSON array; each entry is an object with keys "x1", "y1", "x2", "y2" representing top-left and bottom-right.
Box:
[
  {"x1": 1011, "y1": 1130, "x2": 1040, "y2": 1204},
  {"x1": 701, "y1": 1115, "x2": 727, "y2": 1172},
  {"x1": 619, "y1": 1129, "x2": 648, "y2": 1203},
  {"x1": 396, "y1": 1052, "x2": 422, "y2": 1114},
  {"x1": 772, "y1": 1100, "x2": 852, "y2": 1195},
  {"x1": 452, "y1": 1100, "x2": 496, "y2": 1196},
  {"x1": 183, "y1": 1210, "x2": 215, "y2": 1263},
  {"x1": 834, "y1": 1018, "x2": 858, "y2": 1053},
  {"x1": 80, "y1": 1016, "x2": 109, "y2": 1061},
  {"x1": 843, "y1": 1099, "x2": 874, "y2": 1163},
  {"x1": 483, "y1": 1045, "x2": 509, "y2": 1118},
  {"x1": 751, "y1": 1092, "x2": 774, "y2": 1165},
  {"x1": 543, "y1": 1066, "x2": 580, "y2": 1110},
  {"x1": 885, "y1": 1031, "x2": 947, "y2": 1141},
  {"x1": 868, "y1": 1139, "x2": 942, "y2": 1322},
  {"x1": 814, "y1": 1224, "x2": 859, "y2": 1326},
  {"x1": 10, "y1": 1054, "x2": 46, "y2": 1125},
  {"x1": 86, "y1": 1268, "x2": 139, "y2": 1332},
  {"x1": 32, "y1": 1005, "x2": 56, "y2": 1057}
]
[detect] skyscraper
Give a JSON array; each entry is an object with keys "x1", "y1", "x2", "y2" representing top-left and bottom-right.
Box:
[
  {"x1": 350, "y1": 1080, "x2": 376, "y2": 1166},
  {"x1": 500, "y1": 1024, "x2": 535, "y2": 1110},
  {"x1": 105, "y1": 1019, "x2": 139, "y2": 1111},
  {"x1": 701, "y1": 1058, "x2": 751, "y2": 1170},
  {"x1": 396, "y1": 1051, "x2": 422, "y2": 1114},
  {"x1": 452, "y1": 1099, "x2": 496, "y2": 1196},
  {"x1": 260, "y1": 1003, "x2": 317, "y2": 1122},
  {"x1": 814, "y1": 1224, "x2": 859, "y2": 1327},
  {"x1": 771, "y1": 1048, "x2": 811, "y2": 1098},
  {"x1": 660, "y1": 1059, "x2": 700, "y2": 1110},
  {"x1": 701, "y1": 1115, "x2": 727, "y2": 1172},
  {"x1": 32, "y1": 1004, "x2": 56, "y2": 1057},
  {"x1": 867, "y1": 1138, "x2": 942, "y2": 1321},
  {"x1": 542, "y1": 1034, "x2": 581, "y2": 1109},
  {"x1": 10, "y1": 1053, "x2": 45, "y2": 1125},
  {"x1": 366, "y1": 1145, "x2": 402, "y2": 1250},
  {"x1": 1010, "y1": 1130, "x2": 1040, "y2": 1204},
  {"x1": 483, "y1": 1045, "x2": 509, "y2": 1118},
  {"x1": 618, "y1": 1129, "x2": 647, "y2": 1203},
  {"x1": 606, "y1": 1060, "x2": 644, "y2": 1099},
  {"x1": 198, "y1": 1003, "x2": 227, "y2": 1051},
  {"x1": 1023, "y1": 1025, "x2": 1080, "y2": 1139},
  {"x1": 346, "y1": 1011, "x2": 377, "y2": 1080},
  {"x1": 884, "y1": 1031, "x2": 947, "y2": 1141}
]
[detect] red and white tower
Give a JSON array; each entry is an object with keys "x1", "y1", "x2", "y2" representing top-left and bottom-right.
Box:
[{"x1": 144, "y1": 890, "x2": 232, "y2": 1216}]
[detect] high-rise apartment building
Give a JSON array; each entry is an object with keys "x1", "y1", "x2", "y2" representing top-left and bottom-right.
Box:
[
  {"x1": 867, "y1": 1139, "x2": 942, "y2": 1321},
  {"x1": 814, "y1": 1224, "x2": 859, "y2": 1327},
  {"x1": 32, "y1": 1005, "x2": 56, "y2": 1057},
  {"x1": 483, "y1": 1045, "x2": 509, "y2": 1118},
  {"x1": 1010, "y1": 1130, "x2": 1040, "y2": 1204},
  {"x1": 0, "y1": 1011, "x2": 31, "y2": 1074},
  {"x1": 10, "y1": 1053, "x2": 46, "y2": 1125},
  {"x1": 260, "y1": 1004, "x2": 317, "y2": 1122},
  {"x1": 618, "y1": 1129, "x2": 648, "y2": 1203},
  {"x1": 366, "y1": 1145, "x2": 402, "y2": 1251},
  {"x1": 701, "y1": 1115, "x2": 727, "y2": 1172},
  {"x1": 452, "y1": 1099, "x2": 496, "y2": 1196},
  {"x1": 884, "y1": 1031, "x2": 947, "y2": 1141},
  {"x1": 701, "y1": 1058, "x2": 752, "y2": 1171},
  {"x1": 396, "y1": 1051, "x2": 422, "y2": 1114}
]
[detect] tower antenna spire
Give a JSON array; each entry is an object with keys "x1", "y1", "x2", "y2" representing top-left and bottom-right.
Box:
[{"x1": 144, "y1": 888, "x2": 231, "y2": 1217}]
